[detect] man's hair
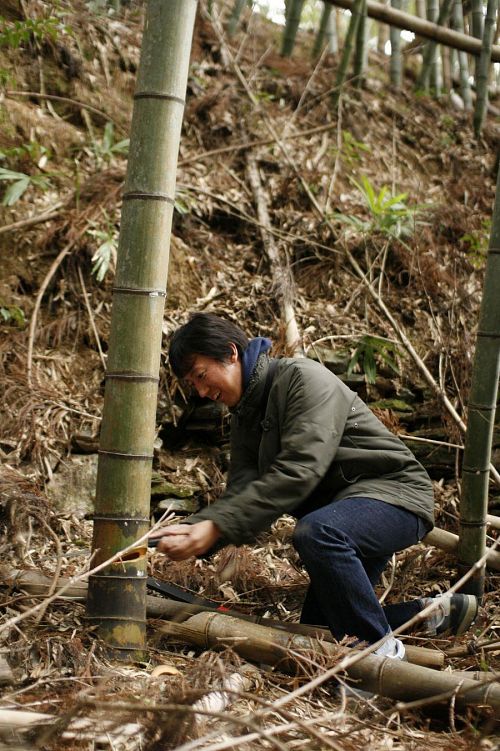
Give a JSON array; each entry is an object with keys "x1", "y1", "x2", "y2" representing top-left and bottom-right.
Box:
[{"x1": 169, "y1": 312, "x2": 249, "y2": 378}]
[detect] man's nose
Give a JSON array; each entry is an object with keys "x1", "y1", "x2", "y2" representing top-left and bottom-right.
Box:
[{"x1": 197, "y1": 384, "x2": 209, "y2": 398}]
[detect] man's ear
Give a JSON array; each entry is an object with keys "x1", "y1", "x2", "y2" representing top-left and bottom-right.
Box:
[{"x1": 229, "y1": 342, "x2": 238, "y2": 362}]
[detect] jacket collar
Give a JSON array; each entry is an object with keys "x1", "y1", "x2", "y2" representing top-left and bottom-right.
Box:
[{"x1": 232, "y1": 353, "x2": 269, "y2": 415}]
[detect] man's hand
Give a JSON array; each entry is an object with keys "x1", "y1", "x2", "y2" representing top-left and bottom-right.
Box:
[{"x1": 150, "y1": 520, "x2": 221, "y2": 561}]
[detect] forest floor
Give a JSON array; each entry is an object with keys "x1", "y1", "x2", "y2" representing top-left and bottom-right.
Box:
[{"x1": 0, "y1": 1, "x2": 499, "y2": 749}]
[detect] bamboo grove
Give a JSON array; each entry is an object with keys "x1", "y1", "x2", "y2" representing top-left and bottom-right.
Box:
[
  {"x1": 228, "y1": 0, "x2": 499, "y2": 136},
  {"x1": 86, "y1": 0, "x2": 500, "y2": 663}
]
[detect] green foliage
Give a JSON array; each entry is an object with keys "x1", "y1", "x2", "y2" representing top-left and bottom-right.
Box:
[
  {"x1": 0, "y1": 166, "x2": 51, "y2": 205},
  {"x1": 0, "y1": 141, "x2": 51, "y2": 166},
  {"x1": 88, "y1": 122, "x2": 129, "y2": 168},
  {"x1": 174, "y1": 188, "x2": 198, "y2": 216},
  {"x1": 347, "y1": 334, "x2": 400, "y2": 384},
  {"x1": 337, "y1": 175, "x2": 424, "y2": 240},
  {"x1": 340, "y1": 130, "x2": 371, "y2": 164},
  {"x1": 0, "y1": 303, "x2": 25, "y2": 327},
  {"x1": 460, "y1": 220, "x2": 491, "y2": 268},
  {"x1": 0, "y1": 15, "x2": 68, "y2": 48},
  {"x1": 87, "y1": 220, "x2": 118, "y2": 282}
]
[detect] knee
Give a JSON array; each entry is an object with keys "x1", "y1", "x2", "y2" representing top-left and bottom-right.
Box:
[
  {"x1": 293, "y1": 515, "x2": 344, "y2": 557},
  {"x1": 292, "y1": 514, "x2": 351, "y2": 560}
]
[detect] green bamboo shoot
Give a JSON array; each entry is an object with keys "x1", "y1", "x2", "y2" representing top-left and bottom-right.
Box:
[{"x1": 86, "y1": 0, "x2": 197, "y2": 659}]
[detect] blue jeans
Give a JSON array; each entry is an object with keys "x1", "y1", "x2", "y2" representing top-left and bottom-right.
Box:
[{"x1": 293, "y1": 497, "x2": 429, "y2": 644}]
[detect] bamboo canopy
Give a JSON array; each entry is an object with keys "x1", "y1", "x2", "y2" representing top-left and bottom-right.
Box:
[
  {"x1": 458, "y1": 165, "x2": 500, "y2": 595},
  {"x1": 325, "y1": 0, "x2": 500, "y2": 61},
  {"x1": 159, "y1": 612, "x2": 500, "y2": 714},
  {"x1": 86, "y1": 0, "x2": 197, "y2": 658}
]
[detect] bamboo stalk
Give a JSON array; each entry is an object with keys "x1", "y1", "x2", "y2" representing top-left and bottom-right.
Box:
[
  {"x1": 470, "y1": 0, "x2": 484, "y2": 40},
  {"x1": 158, "y1": 612, "x2": 500, "y2": 714},
  {"x1": 312, "y1": 2, "x2": 334, "y2": 58},
  {"x1": 86, "y1": 0, "x2": 197, "y2": 659},
  {"x1": 332, "y1": 0, "x2": 365, "y2": 106},
  {"x1": 226, "y1": 0, "x2": 246, "y2": 37},
  {"x1": 353, "y1": 0, "x2": 368, "y2": 88},
  {"x1": 451, "y1": 0, "x2": 472, "y2": 110},
  {"x1": 417, "y1": 0, "x2": 454, "y2": 92},
  {"x1": 281, "y1": 0, "x2": 305, "y2": 57},
  {"x1": 389, "y1": 0, "x2": 402, "y2": 88},
  {"x1": 325, "y1": 0, "x2": 500, "y2": 61},
  {"x1": 458, "y1": 165, "x2": 500, "y2": 595},
  {"x1": 473, "y1": 0, "x2": 499, "y2": 137}
]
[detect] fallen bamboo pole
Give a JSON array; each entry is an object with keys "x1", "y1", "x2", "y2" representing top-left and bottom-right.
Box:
[
  {"x1": 325, "y1": 0, "x2": 500, "y2": 61},
  {"x1": 423, "y1": 528, "x2": 500, "y2": 571},
  {"x1": 1, "y1": 567, "x2": 443, "y2": 669},
  {"x1": 158, "y1": 612, "x2": 500, "y2": 715}
]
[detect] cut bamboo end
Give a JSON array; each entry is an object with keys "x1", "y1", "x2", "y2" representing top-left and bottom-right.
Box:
[{"x1": 423, "y1": 527, "x2": 500, "y2": 571}]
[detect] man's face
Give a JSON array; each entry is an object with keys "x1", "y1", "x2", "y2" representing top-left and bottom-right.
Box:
[{"x1": 185, "y1": 346, "x2": 243, "y2": 408}]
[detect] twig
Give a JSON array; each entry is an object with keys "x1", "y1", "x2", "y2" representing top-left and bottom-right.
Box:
[
  {"x1": 178, "y1": 121, "x2": 346, "y2": 167},
  {"x1": 280, "y1": 45, "x2": 329, "y2": 141},
  {"x1": 378, "y1": 554, "x2": 396, "y2": 605},
  {"x1": 77, "y1": 696, "x2": 290, "y2": 751},
  {"x1": 246, "y1": 151, "x2": 303, "y2": 355},
  {"x1": 27, "y1": 225, "x2": 90, "y2": 387},
  {"x1": 77, "y1": 265, "x2": 106, "y2": 370},
  {"x1": 0, "y1": 204, "x2": 63, "y2": 236},
  {"x1": 178, "y1": 181, "x2": 341, "y2": 256},
  {"x1": 324, "y1": 94, "x2": 343, "y2": 214},
  {"x1": 28, "y1": 511, "x2": 63, "y2": 626},
  {"x1": 397, "y1": 434, "x2": 464, "y2": 450},
  {"x1": 5, "y1": 91, "x2": 126, "y2": 134}
]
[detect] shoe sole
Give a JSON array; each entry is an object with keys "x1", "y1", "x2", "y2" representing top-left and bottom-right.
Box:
[{"x1": 452, "y1": 594, "x2": 479, "y2": 636}]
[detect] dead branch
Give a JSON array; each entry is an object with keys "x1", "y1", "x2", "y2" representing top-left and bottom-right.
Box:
[{"x1": 246, "y1": 151, "x2": 303, "y2": 354}]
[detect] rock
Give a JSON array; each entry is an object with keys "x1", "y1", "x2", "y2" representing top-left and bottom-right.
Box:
[
  {"x1": 46, "y1": 454, "x2": 98, "y2": 518},
  {"x1": 307, "y1": 346, "x2": 350, "y2": 374},
  {"x1": 156, "y1": 497, "x2": 200, "y2": 515},
  {"x1": 150, "y1": 476, "x2": 200, "y2": 498}
]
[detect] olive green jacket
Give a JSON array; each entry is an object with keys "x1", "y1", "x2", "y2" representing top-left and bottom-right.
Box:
[{"x1": 186, "y1": 355, "x2": 435, "y2": 545}]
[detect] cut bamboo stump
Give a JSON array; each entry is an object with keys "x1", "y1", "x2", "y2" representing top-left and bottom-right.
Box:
[{"x1": 158, "y1": 612, "x2": 500, "y2": 715}]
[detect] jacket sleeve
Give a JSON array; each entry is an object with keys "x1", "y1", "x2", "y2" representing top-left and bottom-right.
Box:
[{"x1": 186, "y1": 363, "x2": 352, "y2": 545}]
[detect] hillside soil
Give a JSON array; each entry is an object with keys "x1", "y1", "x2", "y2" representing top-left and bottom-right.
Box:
[{"x1": 0, "y1": 2, "x2": 499, "y2": 750}]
